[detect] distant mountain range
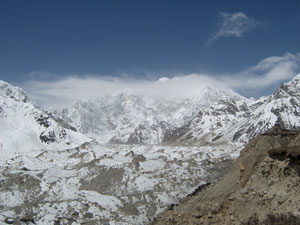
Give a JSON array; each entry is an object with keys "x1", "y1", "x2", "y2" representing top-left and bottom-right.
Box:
[
  {"x1": 52, "y1": 74, "x2": 300, "y2": 146},
  {"x1": 1, "y1": 73, "x2": 300, "y2": 164}
]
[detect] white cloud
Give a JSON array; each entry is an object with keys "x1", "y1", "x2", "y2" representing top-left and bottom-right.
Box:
[
  {"x1": 208, "y1": 12, "x2": 258, "y2": 45},
  {"x1": 21, "y1": 53, "x2": 300, "y2": 109},
  {"x1": 224, "y1": 53, "x2": 300, "y2": 89},
  {"x1": 23, "y1": 74, "x2": 221, "y2": 108}
]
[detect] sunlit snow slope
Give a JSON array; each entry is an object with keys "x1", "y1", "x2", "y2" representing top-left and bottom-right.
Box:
[{"x1": 0, "y1": 80, "x2": 91, "y2": 160}]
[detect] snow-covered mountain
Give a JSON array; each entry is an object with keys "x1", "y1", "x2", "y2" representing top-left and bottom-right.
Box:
[
  {"x1": 52, "y1": 86, "x2": 244, "y2": 144},
  {"x1": 176, "y1": 86, "x2": 247, "y2": 124},
  {"x1": 231, "y1": 73, "x2": 300, "y2": 142},
  {"x1": 163, "y1": 97, "x2": 251, "y2": 145},
  {"x1": 52, "y1": 89, "x2": 180, "y2": 144},
  {"x1": 0, "y1": 80, "x2": 91, "y2": 161},
  {"x1": 0, "y1": 80, "x2": 241, "y2": 225},
  {"x1": 1, "y1": 75, "x2": 300, "y2": 224},
  {"x1": 164, "y1": 74, "x2": 300, "y2": 145}
]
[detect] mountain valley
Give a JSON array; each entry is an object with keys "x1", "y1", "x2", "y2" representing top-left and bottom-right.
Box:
[{"x1": 1, "y1": 74, "x2": 300, "y2": 224}]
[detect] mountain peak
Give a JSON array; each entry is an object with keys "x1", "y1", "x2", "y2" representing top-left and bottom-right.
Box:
[
  {"x1": 0, "y1": 80, "x2": 91, "y2": 160},
  {"x1": 287, "y1": 73, "x2": 300, "y2": 89},
  {"x1": 197, "y1": 85, "x2": 246, "y2": 102},
  {"x1": 0, "y1": 80, "x2": 29, "y2": 103},
  {"x1": 271, "y1": 73, "x2": 300, "y2": 100}
]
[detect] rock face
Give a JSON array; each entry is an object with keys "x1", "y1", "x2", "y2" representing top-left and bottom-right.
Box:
[{"x1": 154, "y1": 126, "x2": 300, "y2": 225}]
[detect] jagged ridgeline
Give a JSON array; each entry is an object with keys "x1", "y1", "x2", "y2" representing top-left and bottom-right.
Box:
[{"x1": 52, "y1": 74, "x2": 300, "y2": 146}]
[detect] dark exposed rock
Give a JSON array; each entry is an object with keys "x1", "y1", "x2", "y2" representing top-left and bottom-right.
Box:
[
  {"x1": 72, "y1": 211, "x2": 79, "y2": 217},
  {"x1": 4, "y1": 218, "x2": 14, "y2": 224},
  {"x1": 54, "y1": 219, "x2": 61, "y2": 225},
  {"x1": 21, "y1": 167, "x2": 30, "y2": 171},
  {"x1": 39, "y1": 131, "x2": 56, "y2": 143},
  {"x1": 35, "y1": 114, "x2": 50, "y2": 128},
  {"x1": 20, "y1": 215, "x2": 35, "y2": 223},
  {"x1": 84, "y1": 212, "x2": 94, "y2": 218}
]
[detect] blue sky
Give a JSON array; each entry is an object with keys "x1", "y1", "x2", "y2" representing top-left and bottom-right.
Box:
[{"x1": 1, "y1": 0, "x2": 300, "y2": 106}]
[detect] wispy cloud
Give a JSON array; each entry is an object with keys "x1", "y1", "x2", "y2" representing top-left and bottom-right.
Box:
[
  {"x1": 207, "y1": 12, "x2": 258, "y2": 45},
  {"x1": 21, "y1": 53, "x2": 300, "y2": 108},
  {"x1": 225, "y1": 53, "x2": 300, "y2": 89}
]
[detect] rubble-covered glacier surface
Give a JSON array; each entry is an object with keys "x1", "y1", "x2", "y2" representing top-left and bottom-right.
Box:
[{"x1": 0, "y1": 142, "x2": 242, "y2": 225}]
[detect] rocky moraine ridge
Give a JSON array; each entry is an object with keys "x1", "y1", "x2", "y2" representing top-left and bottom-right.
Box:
[{"x1": 154, "y1": 126, "x2": 300, "y2": 225}]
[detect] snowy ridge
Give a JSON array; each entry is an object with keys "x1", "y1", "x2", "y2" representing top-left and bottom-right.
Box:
[
  {"x1": 177, "y1": 86, "x2": 246, "y2": 124},
  {"x1": 52, "y1": 75, "x2": 300, "y2": 146},
  {"x1": 233, "y1": 73, "x2": 300, "y2": 140},
  {"x1": 52, "y1": 85, "x2": 244, "y2": 144},
  {"x1": 0, "y1": 80, "x2": 30, "y2": 103},
  {"x1": 0, "y1": 80, "x2": 91, "y2": 161},
  {"x1": 164, "y1": 73, "x2": 300, "y2": 145},
  {"x1": 163, "y1": 97, "x2": 251, "y2": 145}
]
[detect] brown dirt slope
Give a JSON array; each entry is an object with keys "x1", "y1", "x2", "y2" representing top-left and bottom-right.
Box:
[{"x1": 154, "y1": 126, "x2": 300, "y2": 225}]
